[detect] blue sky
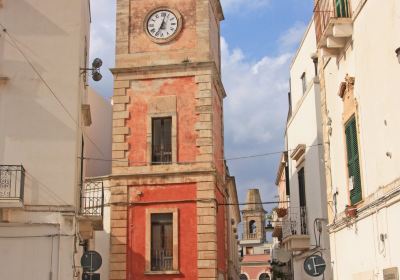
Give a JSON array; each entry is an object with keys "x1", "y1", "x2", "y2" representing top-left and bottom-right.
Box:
[{"x1": 89, "y1": 0, "x2": 314, "y2": 212}]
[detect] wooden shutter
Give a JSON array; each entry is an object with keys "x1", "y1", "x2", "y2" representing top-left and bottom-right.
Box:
[
  {"x1": 345, "y1": 116, "x2": 362, "y2": 205},
  {"x1": 336, "y1": 0, "x2": 349, "y2": 17}
]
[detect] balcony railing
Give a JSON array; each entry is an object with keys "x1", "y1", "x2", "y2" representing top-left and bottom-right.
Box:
[
  {"x1": 80, "y1": 179, "x2": 104, "y2": 217},
  {"x1": 152, "y1": 249, "x2": 173, "y2": 271},
  {"x1": 314, "y1": 0, "x2": 351, "y2": 44},
  {"x1": 242, "y1": 232, "x2": 262, "y2": 240},
  {"x1": 282, "y1": 206, "x2": 308, "y2": 240},
  {"x1": 0, "y1": 165, "x2": 25, "y2": 207}
]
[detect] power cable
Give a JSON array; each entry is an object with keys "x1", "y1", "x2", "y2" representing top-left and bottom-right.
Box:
[
  {"x1": 79, "y1": 143, "x2": 323, "y2": 164},
  {"x1": 0, "y1": 23, "x2": 105, "y2": 157}
]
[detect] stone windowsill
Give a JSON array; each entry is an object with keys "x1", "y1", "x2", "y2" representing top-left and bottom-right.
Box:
[{"x1": 144, "y1": 270, "x2": 180, "y2": 275}]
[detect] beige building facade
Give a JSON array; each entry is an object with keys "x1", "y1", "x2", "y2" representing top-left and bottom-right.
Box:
[{"x1": 0, "y1": 1, "x2": 111, "y2": 279}]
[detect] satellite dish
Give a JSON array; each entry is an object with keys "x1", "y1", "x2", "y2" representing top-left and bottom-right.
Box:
[
  {"x1": 274, "y1": 248, "x2": 291, "y2": 263},
  {"x1": 92, "y1": 58, "x2": 103, "y2": 69}
]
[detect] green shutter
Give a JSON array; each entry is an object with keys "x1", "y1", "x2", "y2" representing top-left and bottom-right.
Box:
[
  {"x1": 336, "y1": 0, "x2": 349, "y2": 17},
  {"x1": 345, "y1": 116, "x2": 362, "y2": 205}
]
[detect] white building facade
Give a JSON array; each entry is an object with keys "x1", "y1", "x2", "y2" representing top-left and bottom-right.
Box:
[
  {"x1": 313, "y1": 0, "x2": 400, "y2": 279},
  {"x1": 276, "y1": 20, "x2": 332, "y2": 280},
  {"x1": 0, "y1": 1, "x2": 111, "y2": 279}
]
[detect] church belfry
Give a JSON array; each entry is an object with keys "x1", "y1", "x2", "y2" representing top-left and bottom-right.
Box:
[
  {"x1": 242, "y1": 189, "x2": 267, "y2": 242},
  {"x1": 108, "y1": 1, "x2": 238, "y2": 280}
]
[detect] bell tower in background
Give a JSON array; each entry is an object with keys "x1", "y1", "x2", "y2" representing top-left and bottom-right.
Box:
[{"x1": 108, "y1": 0, "x2": 235, "y2": 280}]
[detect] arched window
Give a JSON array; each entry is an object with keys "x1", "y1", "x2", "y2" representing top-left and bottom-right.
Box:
[
  {"x1": 259, "y1": 273, "x2": 270, "y2": 280},
  {"x1": 249, "y1": 220, "x2": 257, "y2": 234},
  {"x1": 240, "y1": 274, "x2": 248, "y2": 280}
]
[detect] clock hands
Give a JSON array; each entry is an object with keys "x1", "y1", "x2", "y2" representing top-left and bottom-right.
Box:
[{"x1": 158, "y1": 15, "x2": 167, "y2": 32}]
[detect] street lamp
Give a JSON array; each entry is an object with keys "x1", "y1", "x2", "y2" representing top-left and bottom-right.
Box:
[
  {"x1": 81, "y1": 58, "x2": 103, "y2": 82},
  {"x1": 396, "y1": 47, "x2": 400, "y2": 64}
]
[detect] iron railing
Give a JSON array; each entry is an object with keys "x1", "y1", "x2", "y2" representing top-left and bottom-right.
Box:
[
  {"x1": 152, "y1": 249, "x2": 173, "y2": 271},
  {"x1": 0, "y1": 165, "x2": 25, "y2": 204},
  {"x1": 282, "y1": 206, "x2": 308, "y2": 240},
  {"x1": 80, "y1": 179, "x2": 104, "y2": 216},
  {"x1": 314, "y1": 0, "x2": 351, "y2": 43}
]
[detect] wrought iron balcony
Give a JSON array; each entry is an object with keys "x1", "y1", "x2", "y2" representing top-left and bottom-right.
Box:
[
  {"x1": 314, "y1": 0, "x2": 352, "y2": 48},
  {"x1": 281, "y1": 206, "x2": 310, "y2": 251},
  {"x1": 80, "y1": 179, "x2": 104, "y2": 217},
  {"x1": 0, "y1": 165, "x2": 25, "y2": 207}
]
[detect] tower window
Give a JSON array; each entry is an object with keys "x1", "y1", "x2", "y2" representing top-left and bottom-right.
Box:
[
  {"x1": 249, "y1": 220, "x2": 256, "y2": 234},
  {"x1": 151, "y1": 213, "x2": 173, "y2": 271},
  {"x1": 152, "y1": 117, "x2": 172, "y2": 164}
]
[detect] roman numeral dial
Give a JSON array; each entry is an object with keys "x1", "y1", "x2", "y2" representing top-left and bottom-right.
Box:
[{"x1": 145, "y1": 8, "x2": 182, "y2": 43}]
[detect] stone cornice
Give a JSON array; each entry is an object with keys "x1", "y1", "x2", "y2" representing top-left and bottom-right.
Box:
[
  {"x1": 210, "y1": 0, "x2": 224, "y2": 21},
  {"x1": 110, "y1": 169, "x2": 217, "y2": 181},
  {"x1": 110, "y1": 61, "x2": 227, "y2": 98}
]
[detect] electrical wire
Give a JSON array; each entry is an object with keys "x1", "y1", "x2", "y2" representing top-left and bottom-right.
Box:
[
  {"x1": 1, "y1": 23, "x2": 324, "y2": 164},
  {"x1": 0, "y1": 23, "x2": 105, "y2": 157},
  {"x1": 79, "y1": 143, "x2": 323, "y2": 164}
]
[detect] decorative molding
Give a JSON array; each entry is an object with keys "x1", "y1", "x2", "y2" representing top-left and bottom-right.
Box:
[
  {"x1": 338, "y1": 74, "x2": 355, "y2": 99},
  {"x1": 290, "y1": 144, "x2": 306, "y2": 161}
]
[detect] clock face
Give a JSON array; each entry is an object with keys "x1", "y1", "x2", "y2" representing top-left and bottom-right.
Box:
[{"x1": 145, "y1": 8, "x2": 181, "y2": 43}]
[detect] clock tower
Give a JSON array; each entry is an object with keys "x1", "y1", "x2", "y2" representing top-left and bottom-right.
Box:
[{"x1": 109, "y1": 1, "x2": 235, "y2": 280}]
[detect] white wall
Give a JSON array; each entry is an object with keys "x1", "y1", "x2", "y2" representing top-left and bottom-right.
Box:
[
  {"x1": 0, "y1": 1, "x2": 98, "y2": 280},
  {"x1": 0, "y1": 0, "x2": 91, "y2": 206},
  {"x1": 85, "y1": 88, "x2": 112, "y2": 178},
  {"x1": 286, "y1": 20, "x2": 331, "y2": 280},
  {"x1": 325, "y1": 0, "x2": 400, "y2": 213},
  {"x1": 322, "y1": 0, "x2": 400, "y2": 279}
]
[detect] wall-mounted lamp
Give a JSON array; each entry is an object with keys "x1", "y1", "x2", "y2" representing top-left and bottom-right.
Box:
[
  {"x1": 396, "y1": 48, "x2": 400, "y2": 64},
  {"x1": 311, "y1": 52, "x2": 318, "y2": 77},
  {"x1": 81, "y1": 58, "x2": 103, "y2": 81}
]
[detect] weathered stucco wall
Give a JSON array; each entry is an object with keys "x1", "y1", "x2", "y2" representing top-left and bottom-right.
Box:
[{"x1": 128, "y1": 183, "x2": 198, "y2": 280}]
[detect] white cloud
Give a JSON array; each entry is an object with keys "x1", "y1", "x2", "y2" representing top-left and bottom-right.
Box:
[
  {"x1": 278, "y1": 21, "x2": 308, "y2": 50},
  {"x1": 222, "y1": 37, "x2": 291, "y2": 146},
  {"x1": 221, "y1": 0, "x2": 270, "y2": 13}
]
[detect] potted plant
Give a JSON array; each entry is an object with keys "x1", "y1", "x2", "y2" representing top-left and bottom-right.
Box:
[
  {"x1": 275, "y1": 208, "x2": 288, "y2": 218},
  {"x1": 345, "y1": 205, "x2": 357, "y2": 218}
]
